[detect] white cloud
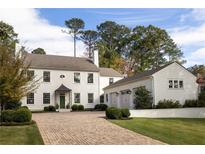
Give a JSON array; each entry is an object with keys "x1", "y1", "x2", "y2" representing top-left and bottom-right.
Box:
[
  {"x1": 0, "y1": 8, "x2": 85, "y2": 56},
  {"x1": 170, "y1": 9, "x2": 205, "y2": 46},
  {"x1": 171, "y1": 23, "x2": 205, "y2": 45},
  {"x1": 186, "y1": 47, "x2": 205, "y2": 66}
]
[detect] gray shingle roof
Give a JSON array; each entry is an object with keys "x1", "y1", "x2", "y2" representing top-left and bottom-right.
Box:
[
  {"x1": 25, "y1": 53, "x2": 99, "y2": 72},
  {"x1": 104, "y1": 62, "x2": 174, "y2": 90},
  {"x1": 55, "y1": 84, "x2": 71, "y2": 92},
  {"x1": 99, "y1": 67, "x2": 123, "y2": 77}
]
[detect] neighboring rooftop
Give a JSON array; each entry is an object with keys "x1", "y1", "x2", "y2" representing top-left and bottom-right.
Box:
[
  {"x1": 99, "y1": 67, "x2": 123, "y2": 77},
  {"x1": 25, "y1": 53, "x2": 99, "y2": 72},
  {"x1": 197, "y1": 77, "x2": 205, "y2": 84},
  {"x1": 104, "y1": 62, "x2": 174, "y2": 90}
]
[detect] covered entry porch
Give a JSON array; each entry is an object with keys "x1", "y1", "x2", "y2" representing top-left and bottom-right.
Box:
[{"x1": 55, "y1": 84, "x2": 72, "y2": 109}]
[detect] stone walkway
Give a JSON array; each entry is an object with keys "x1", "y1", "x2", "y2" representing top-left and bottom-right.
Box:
[{"x1": 33, "y1": 112, "x2": 165, "y2": 145}]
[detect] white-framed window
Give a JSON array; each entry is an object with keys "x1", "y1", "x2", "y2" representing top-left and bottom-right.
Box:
[
  {"x1": 109, "y1": 78, "x2": 114, "y2": 85},
  {"x1": 43, "y1": 93, "x2": 50, "y2": 104},
  {"x1": 43, "y1": 71, "x2": 50, "y2": 82},
  {"x1": 74, "y1": 73, "x2": 80, "y2": 83},
  {"x1": 88, "y1": 73, "x2": 93, "y2": 83},
  {"x1": 169, "y1": 80, "x2": 173, "y2": 88},
  {"x1": 74, "y1": 93, "x2": 80, "y2": 103},
  {"x1": 27, "y1": 93, "x2": 34, "y2": 104},
  {"x1": 88, "y1": 93, "x2": 94, "y2": 103},
  {"x1": 168, "y1": 79, "x2": 183, "y2": 89},
  {"x1": 27, "y1": 70, "x2": 34, "y2": 78},
  {"x1": 174, "y1": 80, "x2": 178, "y2": 88},
  {"x1": 179, "y1": 80, "x2": 183, "y2": 88}
]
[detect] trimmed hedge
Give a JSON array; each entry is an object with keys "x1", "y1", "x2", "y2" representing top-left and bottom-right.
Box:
[
  {"x1": 156, "y1": 99, "x2": 182, "y2": 109},
  {"x1": 44, "y1": 105, "x2": 56, "y2": 112},
  {"x1": 120, "y1": 108, "x2": 130, "y2": 118},
  {"x1": 106, "y1": 107, "x2": 122, "y2": 119},
  {"x1": 13, "y1": 108, "x2": 32, "y2": 122},
  {"x1": 71, "y1": 104, "x2": 84, "y2": 111},
  {"x1": 78, "y1": 105, "x2": 84, "y2": 111},
  {"x1": 71, "y1": 104, "x2": 78, "y2": 111},
  {"x1": 94, "y1": 104, "x2": 108, "y2": 111},
  {"x1": 2, "y1": 110, "x2": 15, "y2": 122},
  {"x1": 1, "y1": 108, "x2": 32, "y2": 123}
]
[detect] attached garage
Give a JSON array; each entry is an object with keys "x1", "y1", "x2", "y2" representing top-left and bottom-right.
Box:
[{"x1": 103, "y1": 62, "x2": 198, "y2": 109}]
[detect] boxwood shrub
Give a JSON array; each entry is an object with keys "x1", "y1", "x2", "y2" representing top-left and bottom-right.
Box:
[
  {"x1": 2, "y1": 110, "x2": 15, "y2": 122},
  {"x1": 13, "y1": 108, "x2": 32, "y2": 123},
  {"x1": 94, "y1": 104, "x2": 108, "y2": 111},
  {"x1": 44, "y1": 105, "x2": 56, "y2": 112},
  {"x1": 120, "y1": 108, "x2": 130, "y2": 118},
  {"x1": 78, "y1": 105, "x2": 84, "y2": 111},
  {"x1": 106, "y1": 107, "x2": 122, "y2": 119},
  {"x1": 71, "y1": 104, "x2": 78, "y2": 111},
  {"x1": 156, "y1": 99, "x2": 182, "y2": 109},
  {"x1": 71, "y1": 104, "x2": 84, "y2": 111}
]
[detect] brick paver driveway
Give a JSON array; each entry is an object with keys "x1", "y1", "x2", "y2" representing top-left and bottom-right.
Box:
[{"x1": 33, "y1": 112, "x2": 164, "y2": 145}]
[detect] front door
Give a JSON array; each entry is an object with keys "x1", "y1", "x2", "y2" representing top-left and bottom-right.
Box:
[{"x1": 60, "y1": 94, "x2": 65, "y2": 109}]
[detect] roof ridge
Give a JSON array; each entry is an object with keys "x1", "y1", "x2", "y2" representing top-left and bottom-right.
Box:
[{"x1": 27, "y1": 53, "x2": 88, "y2": 60}]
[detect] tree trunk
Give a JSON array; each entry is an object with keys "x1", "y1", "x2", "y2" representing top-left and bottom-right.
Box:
[{"x1": 74, "y1": 35, "x2": 76, "y2": 57}]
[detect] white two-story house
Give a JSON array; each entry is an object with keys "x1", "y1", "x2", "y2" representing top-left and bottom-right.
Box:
[{"x1": 21, "y1": 51, "x2": 123, "y2": 111}]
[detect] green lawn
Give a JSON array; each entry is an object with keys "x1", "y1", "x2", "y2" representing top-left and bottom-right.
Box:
[
  {"x1": 0, "y1": 123, "x2": 44, "y2": 145},
  {"x1": 110, "y1": 118, "x2": 205, "y2": 145}
]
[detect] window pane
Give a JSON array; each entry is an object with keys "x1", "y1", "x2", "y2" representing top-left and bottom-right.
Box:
[
  {"x1": 179, "y1": 80, "x2": 183, "y2": 88},
  {"x1": 43, "y1": 93, "x2": 50, "y2": 104},
  {"x1": 174, "y1": 80, "x2": 178, "y2": 88},
  {"x1": 169, "y1": 80, "x2": 173, "y2": 88},
  {"x1": 74, "y1": 73, "x2": 80, "y2": 83},
  {"x1": 88, "y1": 93, "x2": 94, "y2": 103},
  {"x1": 88, "y1": 73, "x2": 93, "y2": 83},
  {"x1": 74, "y1": 93, "x2": 80, "y2": 103},
  {"x1": 43, "y1": 71, "x2": 50, "y2": 82},
  {"x1": 27, "y1": 93, "x2": 34, "y2": 104},
  {"x1": 27, "y1": 70, "x2": 34, "y2": 78},
  {"x1": 109, "y1": 78, "x2": 114, "y2": 85}
]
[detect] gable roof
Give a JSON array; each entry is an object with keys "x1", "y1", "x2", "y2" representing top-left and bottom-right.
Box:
[
  {"x1": 104, "y1": 62, "x2": 176, "y2": 90},
  {"x1": 25, "y1": 53, "x2": 99, "y2": 72},
  {"x1": 55, "y1": 84, "x2": 71, "y2": 92},
  {"x1": 99, "y1": 67, "x2": 123, "y2": 77}
]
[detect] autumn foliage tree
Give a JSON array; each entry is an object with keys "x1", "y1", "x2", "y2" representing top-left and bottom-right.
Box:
[{"x1": 0, "y1": 21, "x2": 39, "y2": 111}]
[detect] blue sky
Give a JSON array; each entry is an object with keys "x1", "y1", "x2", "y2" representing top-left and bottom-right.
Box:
[{"x1": 0, "y1": 8, "x2": 204, "y2": 67}]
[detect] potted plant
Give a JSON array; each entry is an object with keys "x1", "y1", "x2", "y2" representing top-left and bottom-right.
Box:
[
  {"x1": 66, "y1": 103, "x2": 70, "y2": 109},
  {"x1": 55, "y1": 103, "x2": 59, "y2": 111}
]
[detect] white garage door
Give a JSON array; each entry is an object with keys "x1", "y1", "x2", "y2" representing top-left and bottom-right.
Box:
[
  {"x1": 120, "y1": 94, "x2": 130, "y2": 108},
  {"x1": 110, "y1": 93, "x2": 118, "y2": 107}
]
